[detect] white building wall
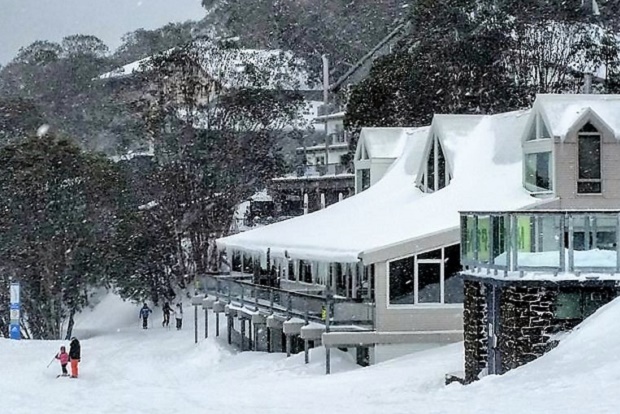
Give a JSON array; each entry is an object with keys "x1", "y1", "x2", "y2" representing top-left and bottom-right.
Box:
[
  {"x1": 371, "y1": 343, "x2": 445, "y2": 365},
  {"x1": 373, "y1": 261, "x2": 464, "y2": 333}
]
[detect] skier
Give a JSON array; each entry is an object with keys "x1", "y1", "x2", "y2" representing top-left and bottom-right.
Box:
[
  {"x1": 139, "y1": 303, "x2": 152, "y2": 329},
  {"x1": 174, "y1": 302, "x2": 183, "y2": 330},
  {"x1": 162, "y1": 302, "x2": 172, "y2": 327},
  {"x1": 55, "y1": 345, "x2": 69, "y2": 377},
  {"x1": 69, "y1": 337, "x2": 81, "y2": 378}
]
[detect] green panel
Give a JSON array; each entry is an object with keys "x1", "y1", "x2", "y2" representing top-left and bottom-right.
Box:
[
  {"x1": 517, "y1": 216, "x2": 532, "y2": 252},
  {"x1": 465, "y1": 216, "x2": 475, "y2": 260},
  {"x1": 477, "y1": 217, "x2": 490, "y2": 262}
]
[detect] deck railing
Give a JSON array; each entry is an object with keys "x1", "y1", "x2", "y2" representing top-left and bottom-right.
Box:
[
  {"x1": 460, "y1": 210, "x2": 620, "y2": 275},
  {"x1": 201, "y1": 274, "x2": 375, "y2": 328}
]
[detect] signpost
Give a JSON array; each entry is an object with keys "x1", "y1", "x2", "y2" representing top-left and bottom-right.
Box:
[{"x1": 9, "y1": 282, "x2": 20, "y2": 340}]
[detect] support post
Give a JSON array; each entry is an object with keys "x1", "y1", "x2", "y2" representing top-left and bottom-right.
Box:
[
  {"x1": 267, "y1": 327, "x2": 272, "y2": 353},
  {"x1": 241, "y1": 318, "x2": 246, "y2": 351},
  {"x1": 194, "y1": 305, "x2": 198, "y2": 344},
  {"x1": 216, "y1": 313, "x2": 220, "y2": 337},
  {"x1": 227, "y1": 315, "x2": 232, "y2": 345},
  {"x1": 286, "y1": 335, "x2": 292, "y2": 357},
  {"x1": 254, "y1": 324, "x2": 259, "y2": 352},
  {"x1": 304, "y1": 309, "x2": 309, "y2": 364},
  {"x1": 204, "y1": 309, "x2": 208, "y2": 339},
  {"x1": 325, "y1": 289, "x2": 332, "y2": 375}
]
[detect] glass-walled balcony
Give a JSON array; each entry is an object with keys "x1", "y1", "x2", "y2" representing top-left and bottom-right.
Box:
[{"x1": 461, "y1": 211, "x2": 620, "y2": 274}]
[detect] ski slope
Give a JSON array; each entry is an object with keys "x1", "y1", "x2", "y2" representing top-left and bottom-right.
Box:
[{"x1": 2, "y1": 293, "x2": 619, "y2": 414}]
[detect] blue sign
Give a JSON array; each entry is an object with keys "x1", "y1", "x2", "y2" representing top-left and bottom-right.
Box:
[
  {"x1": 10, "y1": 325, "x2": 20, "y2": 340},
  {"x1": 9, "y1": 282, "x2": 20, "y2": 340}
]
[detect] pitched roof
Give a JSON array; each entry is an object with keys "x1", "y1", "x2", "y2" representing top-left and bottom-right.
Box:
[
  {"x1": 534, "y1": 94, "x2": 620, "y2": 140},
  {"x1": 357, "y1": 128, "x2": 413, "y2": 160},
  {"x1": 217, "y1": 110, "x2": 542, "y2": 264},
  {"x1": 100, "y1": 45, "x2": 319, "y2": 91}
]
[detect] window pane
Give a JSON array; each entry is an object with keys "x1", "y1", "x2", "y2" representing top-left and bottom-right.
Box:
[
  {"x1": 437, "y1": 140, "x2": 446, "y2": 190},
  {"x1": 389, "y1": 257, "x2": 414, "y2": 304},
  {"x1": 578, "y1": 135, "x2": 601, "y2": 180},
  {"x1": 418, "y1": 262, "x2": 441, "y2": 303},
  {"x1": 526, "y1": 120, "x2": 536, "y2": 141},
  {"x1": 358, "y1": 169, "x2": 370, "y2": 192},
  {"x1": 444, "y1": 244, "x2": 464, "y2": 303},
  {"x1": 577, "y1": 181, "x2": 601, "y2": 194},
  {"x1": 541, "y1": 119, "x2": 551, "y2": 138},
  {"x1": 525, "y1": 152, "x2": 552, "y2": 192},
  {"x1": 427, "y1": 140, "x2": 435, "y2": 191},
  {"x1": 418, "y1": 248, "x2": 442, "y2": 260}
]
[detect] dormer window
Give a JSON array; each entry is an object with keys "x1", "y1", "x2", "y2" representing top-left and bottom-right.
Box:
[
  {"x1": 525, "y1": 152, "x2": 552, "y2": 192},
  {"x1": 420, "y1": 135, "x2": 449, "y2": 193},
  {"x1": 526, "y1": 115, "x2": 551, "y2": 141},
  {"x1": 577, "y1": 122, "x2": 602, "y2": 194},
  {"x1": 523, "y1": 113, "x2": 554, "y2": 194}
]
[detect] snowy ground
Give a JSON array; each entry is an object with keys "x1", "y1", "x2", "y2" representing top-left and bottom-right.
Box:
[{"x1": 3, "y1": 293, "x2": 619, "y2": 414}]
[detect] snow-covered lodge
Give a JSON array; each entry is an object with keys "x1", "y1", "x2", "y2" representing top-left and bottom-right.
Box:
[{"x1": 198, "y1": 94, "x2": 620, "y2": 373}]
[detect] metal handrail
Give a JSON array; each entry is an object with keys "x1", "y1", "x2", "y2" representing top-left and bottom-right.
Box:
[{"x1": 201, "y1": 274, "x2": 375, "y2": 326}]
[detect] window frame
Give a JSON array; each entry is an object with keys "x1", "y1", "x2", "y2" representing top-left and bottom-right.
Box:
[
  {"x1": 419, "y1": 135, "x2": 449, "y2": 193},
  {"x1": 387, "y1": 244, "x2": 463, "y2": 307},
  {"x1": 577, "y1": 128, "x2": 602, "y2": 195},
  {"x1": 523, "y1": 114, "x2": 554, "y2": 195}
]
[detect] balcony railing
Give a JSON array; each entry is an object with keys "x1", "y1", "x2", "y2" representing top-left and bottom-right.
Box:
[
  {"x1": 460, "y1": 210, "x2": 620, "y2": 275},
  {"x1": 200, "y1": 274, "x2": 375, "y2": 328},
  {"x1": 297, "y1": 164, "x2": 350, "y2": 177}
]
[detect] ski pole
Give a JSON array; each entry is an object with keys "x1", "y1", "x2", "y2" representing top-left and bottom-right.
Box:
[{"x1": 47, "y1": 355, "x2": 56, "y2": 368}]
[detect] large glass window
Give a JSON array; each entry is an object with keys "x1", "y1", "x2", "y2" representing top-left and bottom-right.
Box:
[
  {"x1": 525, "y1": 152, "x2": 552, "y2": 192},
  {"x1": 578, "y1": 124, "x2": 601, "y2": 194},
  {"x1": 388, "y1": 245, "x2": 463, "y2": 305}
]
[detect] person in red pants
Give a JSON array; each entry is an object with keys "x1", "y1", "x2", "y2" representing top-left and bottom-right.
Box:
[{"x1": 69, "y1": 337, "x2": 81, "y2": 378}]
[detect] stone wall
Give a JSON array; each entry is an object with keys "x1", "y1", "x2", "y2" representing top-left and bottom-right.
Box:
[
  {"x1": 464, "y1": 279, "x2": 618, "y2": 382},
  {"x1": 499, "y1": 285, "x2": 558, "y2": 372},
  {"x1": 463, "y1": 280, "x2": 488, "y2": 383}
]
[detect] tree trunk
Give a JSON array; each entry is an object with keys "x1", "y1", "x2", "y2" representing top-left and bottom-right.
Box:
[{"x1": 65, "y1": 308, "x2": 76, "y2": 340}]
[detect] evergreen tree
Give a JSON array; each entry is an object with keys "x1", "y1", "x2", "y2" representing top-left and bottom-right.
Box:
[{"x1": 0, "y1": 134, "x2": 126, "y2": 339}]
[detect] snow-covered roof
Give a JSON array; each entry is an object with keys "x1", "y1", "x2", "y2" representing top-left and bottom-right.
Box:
[
  {"x1": 357, "y1": 128, "x2": 412, "y2": 160},
  {"x1": 534, "y1": 94, "x2": 620, "y2": 140},
  {"x1": 250, "y1": 190, "x2": 273, "y2": 202},
  {"x1": 99, "y1": 56, "x2": 151, "y2": 80},
  {"x1": 217, "y1": 110, "x2": 545, "y2": 264},
  {"x1": 100, "y1": 44, "x2": 319, "y2": 92},
  {"x1": 428, "y1": 115, "x2": 485, "y2": 175},
  {"x1": 315, "y1": 111, "x2": 346, "y2": 122}
]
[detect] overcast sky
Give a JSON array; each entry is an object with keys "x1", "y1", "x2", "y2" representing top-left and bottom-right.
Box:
[{"x1": 0, "y1": 0, "x2": 207, "y2": 65}]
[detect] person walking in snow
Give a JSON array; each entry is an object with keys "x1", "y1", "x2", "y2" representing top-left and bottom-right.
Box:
[
  {"x1": 174, "y1": 302, "x2": 183, "y2": 330},
  {"x1": 162, "y1": 302, "x2": 172, "y2": 327},
  {"x1": 55, "y1": 345, "x2": 69, "y2": 377},
  {"x1": 139, "y1": 303, "x2": 152, "y2": 329},
  {"x1": 69, "y1": 337, "x2": 81, "y2": 378}
]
